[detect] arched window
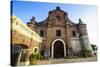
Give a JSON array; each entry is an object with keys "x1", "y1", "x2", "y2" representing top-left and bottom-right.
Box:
[
  {"x1": 40, "y1": 30, "x2": 44, "y2": 37},
  {"x1": 34, "y1": 48, "x2": 38, "y2": 53}
]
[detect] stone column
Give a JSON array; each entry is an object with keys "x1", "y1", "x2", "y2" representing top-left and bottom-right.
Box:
[
  {"x1": 45, "y1": 24, "x2": 52, "y2": 58},
  {"x1": 66, "y1": 23, "x2": 73, "y2": 57}
]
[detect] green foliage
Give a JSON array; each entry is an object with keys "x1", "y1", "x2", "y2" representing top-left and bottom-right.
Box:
[
  {"x1": 30, "y1": 53, "x2": 43, "y2": 60},
  {"x1": 91, "y1": 44, "x2": 97, "y2": 51}
]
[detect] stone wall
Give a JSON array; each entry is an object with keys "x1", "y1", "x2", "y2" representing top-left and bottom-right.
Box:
[
  {"x1": 80, "y1": 35, "x2": 94, "y2": 57},
  {"x1": 11, "y1": 16, "x2": 42, "y2": 66},
  {"x1": 71, "y1": 37, "x2": 82, "y2": 56},
  {"x1": 11, "y1": 31, "x2": 31, "y2": 48}
]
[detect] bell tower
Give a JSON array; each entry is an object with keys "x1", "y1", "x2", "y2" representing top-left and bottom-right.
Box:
[{"x1": 78, "y1": 19, "x2": 94, "y2": 57}]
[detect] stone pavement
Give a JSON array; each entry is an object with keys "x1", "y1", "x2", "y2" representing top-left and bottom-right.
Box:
[
  {"x1": 32, "y1": 56, "x2": 97, "y2": 65},
  {"x1": 50, "y1": 56, "x2": 97, "y2": 64}
]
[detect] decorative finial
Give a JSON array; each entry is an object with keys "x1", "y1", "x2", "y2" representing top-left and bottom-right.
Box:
[
  {"x1": 56, "y1": 6, "x2": 60, "y2": 10},
  {"x1": 30, "y1": 16, "x2": 37, "y2": 24},
  {"x1": 32, "y1": 16, "x2": 35, "y2": 20},
  {"x1": 79, "y1": 18, "x2": 83, "y2": 24},
  {"x1": 79, "y1": 19, "x2": 81, "y2": 22}
]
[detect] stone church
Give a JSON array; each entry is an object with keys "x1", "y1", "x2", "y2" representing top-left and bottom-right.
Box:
[{"x1": 27, "y1": 7, "x2": 94, "y2": 58}]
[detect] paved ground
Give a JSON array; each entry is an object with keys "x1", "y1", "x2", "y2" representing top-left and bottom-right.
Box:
[{"x1": 36, "y1": 56, "x2": 97, "y2": 65}]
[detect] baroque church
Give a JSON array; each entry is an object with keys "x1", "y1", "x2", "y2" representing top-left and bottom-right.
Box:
[{"x1": 27, "y1": 7, "x2": 94, "y2": 58}]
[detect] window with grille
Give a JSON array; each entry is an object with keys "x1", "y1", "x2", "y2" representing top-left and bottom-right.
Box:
[
  {"x1": 56, "y1": 30, "x2": 61, "y2": 36},
  {"x1": 72, "y1": 31, "x2": 76, "y2": 37}
]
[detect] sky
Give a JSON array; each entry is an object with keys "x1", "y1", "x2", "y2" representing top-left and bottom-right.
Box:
[{"x1": 11, "y1": 1, "x2": 98, "y2": 45}]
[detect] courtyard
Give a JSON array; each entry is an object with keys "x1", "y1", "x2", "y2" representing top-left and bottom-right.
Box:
[{"x1": 30, "y1": 55, "x2": 97, "y2": 65}]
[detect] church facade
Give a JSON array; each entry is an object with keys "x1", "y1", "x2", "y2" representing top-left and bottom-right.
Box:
[{"x1": 27, "y1": 7, "x2": 94, "y2": 58}]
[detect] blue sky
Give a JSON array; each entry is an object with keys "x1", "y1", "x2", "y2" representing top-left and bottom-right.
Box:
[{"x1": 11, "y1": 1, "x2": 97, "y2": 45}]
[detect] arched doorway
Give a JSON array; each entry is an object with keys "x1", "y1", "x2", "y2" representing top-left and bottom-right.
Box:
[
  {"x1": 11, "y1": 44, "x2": 28, "y2": 66},
  {"x1": 54, "y1": 41, "x2": 64, "y2": 58},
  {"x1": 51, "y1": 39, "x2": 66, "y2": 58}
]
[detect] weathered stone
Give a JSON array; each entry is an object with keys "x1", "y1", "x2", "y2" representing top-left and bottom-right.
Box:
[{"x1": 27, "y1": 7, "x2": 94, "y2": 58}]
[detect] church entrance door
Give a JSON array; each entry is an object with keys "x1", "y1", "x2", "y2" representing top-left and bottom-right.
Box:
[
  {"x1": 54, "y1": 41, "x2": 64, "y2": 58},
  {"x1": 51, "y1": 39, "x2": 66, "y2": 58}
]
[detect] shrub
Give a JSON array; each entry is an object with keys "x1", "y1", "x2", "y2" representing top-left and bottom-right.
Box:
[
  {"x1": 91, "y1": 44, "x2": 97, "y2": 51},
  {"x1": 30, "y1": 53, "x2": 43, "y2": 60}
]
